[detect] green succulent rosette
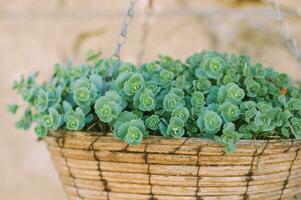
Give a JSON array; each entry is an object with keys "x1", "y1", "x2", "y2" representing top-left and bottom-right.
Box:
[
  {"x1": 227, "y1": 83, "x2": 245, "y2": 104},
  {"x1": 193, "y1": 77, "x2": 211, "y2": 93},
  {"x1": 114, "y1": 119, "x2": 148, "y2": 145},
  {"x1": 166, "y1": 117, "x2": 185, "y2": 138},
  {"x1": 199, "y1": 55, "x2": 226, "y2": 79},
  {"x1": 64, "y1": 107, "x2": 86, "y2": 130},
  {"x1": 113, "y1": 62, "x2": 136, "y2": 78},
  {"x1": 141, "y1": 62, "x2": 161, "y2": 74},
  {"x1": 145, "y1": 81, "x2": 161, "y2": 95},
  {"x1": 113, "y1": 111, "x2": 139, "y2": 133},
  {"x1": 222, "y1": 67, "x2": 240, "y2": 84},
  {"x1": 124, "y1": 127, "x2": 143, "y2": 145},
  {"x1": 197, "y1": 110, "x2": 222, "y2": 134},
  {"x1": 219, "y1": 102, "x2": 240, "y2": 122},
  {"x1": 41, "y1": 107, "x2": 63, "y2": 130},
  {"x1": 34, "y1": 88, "x2": 49, "y2": 112},
  {"x1": 73, "y1": 78, "x2": 98, "y2": 108},
  {"x1": 163, "y1": 91, "x2": 184, "y2": 112},
  {"x1": 159, "y1": 69, "x2": 175, "y2": 84},
  {"x1": 94, "y1": 96, "x2": 122, "y2": 123},
  {"x1": 253, "y1": 111, "x2": 275, "y2": 132},
  {"x1": 133, "y1": 89, "x2": 156, "y2": 111},
  {"x1": 174, "y1": 75, "x2": 187, "y2": 89},
  {"x1": 218, "y1": 83, "x2": 245, "y2": 105},
  {"x1": 171, "y1": 106, "x2": 190, "y2": 122},
  {"x1": 123, "y1": 73, "x2": 145, "y2": 96},
  {"x1": 145, "y1": 115, "x2": 160, "y2": 130},
  {"x1": 244, "y1": 77, "x2": 261, "y2": 97},
  {"x1": 240, "y1": 101, "x2": 257, "y2": 123},
  {"x1": 204, "y1": 111, "x2": 223, "y2": 134},
  {"x1": 240, "y1": 101, "x2": 256, "y2": 112},
  {"x1": 191, "y1": 91, "x2": 205, "y2": 110},
  {"x1": 167, "y1": 60, "x2": 185, "y2": 75}
]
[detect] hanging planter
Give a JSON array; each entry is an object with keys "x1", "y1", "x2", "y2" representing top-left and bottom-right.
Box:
[{"x1": 8, "y1": 0, "x2": 301, "y2": 199}]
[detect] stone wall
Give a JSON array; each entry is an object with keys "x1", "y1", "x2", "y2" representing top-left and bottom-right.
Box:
[{"x1": 1, "y1": 0, "x2": 301, "y2": 199}]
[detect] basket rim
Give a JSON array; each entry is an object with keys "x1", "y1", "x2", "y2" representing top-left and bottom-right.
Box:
[{"x1": 47, "y1": 130, "x2": 301, "y2": 145}]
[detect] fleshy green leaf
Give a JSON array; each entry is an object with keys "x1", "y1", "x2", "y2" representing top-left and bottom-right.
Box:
[{"x1": 7, "y1": 104, "x2": 19, "y2": 114}]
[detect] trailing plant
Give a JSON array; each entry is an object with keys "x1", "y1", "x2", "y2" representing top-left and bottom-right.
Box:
[{"x1": 8, "y1": 51, "x2": 301, "y2": 153}]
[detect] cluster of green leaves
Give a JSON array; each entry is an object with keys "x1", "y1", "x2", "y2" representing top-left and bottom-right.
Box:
[{"x1": 9, "y1": 51, "x2": 301, "y2": 153}]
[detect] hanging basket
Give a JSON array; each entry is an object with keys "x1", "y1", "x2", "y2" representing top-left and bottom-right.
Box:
[{"x1": 46, "y1": 131, "x2": 301, "y2": 200}]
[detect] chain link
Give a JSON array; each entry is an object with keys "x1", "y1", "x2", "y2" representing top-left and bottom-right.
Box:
[
  {"x1": 108, "y1": 0, "x2": 138, "y2": 77},
  {"x1": 137, "y1": 0, "x2": 154, "y2": 65},
  {"x1": 112, "y1": 0, "x2": 138, "y2": 60},
  {"x1": 269, "y1": 0, "x2": 301, "y2": 65}
]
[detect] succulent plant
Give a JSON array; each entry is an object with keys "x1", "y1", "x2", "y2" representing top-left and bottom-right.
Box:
[
  {"x1": 198, "y1": 54, "x2": 226, "y2": 79},
  {"x1": 193, "y1": 77, "x2": 211, "y2": 93},
  {"x1": 166, "y1": 117, "x2": 185, "y2": 138},
  {"x1": 171, "y1": 106, "x2": 190, "y2": 122},
  {"x1": 145, "y1": 115, "x2": 160, "y2": 130},
  {"x1": 219, "y1": 102, "x2": 240, "y2": 122},
  {"x1": 73, "y1": 77, "x2": 98, "y2": 108},
  {"x1": 65, "y1": 107, "x2": 86, "y2": 130},
  {"x1": 34, "y1": 88, "x2": 49, "y2": 112},
  {"x1": 114, "y1": 118, "x2": 148, "y2": 145},
  {"x1": 163, "y1": 91, "x2": 184, "y2": 112},
  {"x1": 215, "y1": 123, "x2": 242, "y2": 153},
  {"x1": 9, "y1": 50, "x2": 301, "y2": 152},
  {"x1": 290, "y1": 118, "x2": 301, "y2": 139},
  {"x1": 123, "y1": 73, "x2": 145, "y2": 96},
  {"x1": 34, "y1": 124, "x2": 48, "y2": 138},
  {"x1": 42, "y1": 107, "x2": 63, "y2": 130},
  {"x1": 191, "y1": 91, "x2": 206, "y2": 110},
  {"x1": 94, "y1": 94, "x2": 122, "y2": 123},
  {"x1": 7, "y1": 104, "x2": 19, "y2": 114},
  {"x1": 133, "y1": 89, "x2": 156, "y2": 111}
]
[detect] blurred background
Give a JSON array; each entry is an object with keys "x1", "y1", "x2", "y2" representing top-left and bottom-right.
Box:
[{"x1": 1, "y1": 0, "x2": 301, "y2": 199}]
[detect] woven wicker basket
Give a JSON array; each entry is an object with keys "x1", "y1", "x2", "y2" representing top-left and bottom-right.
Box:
[{"x1": 45, "y1": 131, "x2": 301, "y2": 200}]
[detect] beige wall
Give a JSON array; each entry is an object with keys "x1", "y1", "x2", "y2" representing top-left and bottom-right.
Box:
[{"x1": 1, "y1": 0, "x2": 301, "y2": 199}]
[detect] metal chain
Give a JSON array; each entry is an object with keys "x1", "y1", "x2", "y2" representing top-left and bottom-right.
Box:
[
  {"x1": 269, "y1": 0, "x2": 301, "y2": 65},
  {"x1": 137, "y1": 0, "x2": 154, "y2": 66},
  {"x1": 109, "y1": 0, "x2": 138, "y2": 77}
]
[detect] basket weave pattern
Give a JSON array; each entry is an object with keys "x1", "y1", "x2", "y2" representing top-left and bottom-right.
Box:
[{"x1": 45, "y1": 132, "x2": 301, "y2": 200}]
